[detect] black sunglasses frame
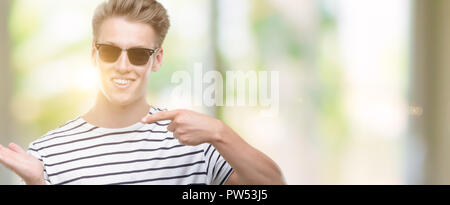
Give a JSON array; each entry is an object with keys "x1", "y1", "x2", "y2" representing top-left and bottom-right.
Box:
[{"x1": 95, "y1": 43, "x2": 158, "y2": 66}]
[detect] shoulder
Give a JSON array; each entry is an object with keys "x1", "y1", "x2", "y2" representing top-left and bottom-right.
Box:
[
  {"x1": 28, "y1": 117, "x2": 87, "y2": 149},
  {"x1": 146, "y1": 106, "x2": 171, "y2": 126},
  {"x1": 149, "y1": 106, "x2": 167, "y2": 115}
]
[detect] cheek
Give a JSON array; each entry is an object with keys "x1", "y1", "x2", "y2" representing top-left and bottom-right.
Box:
[
  {"x1": 98, "y1": 63, "x2": 113, "y2": 75},
  {"x1": 136, "y1": 66, "x2": 151, "y2": 81},
  {"x1": 98, "y1": 67, "x2": 111, "y2": 81},
  {"x1": 136, "y1": 67, "x2": 151, "y2": 89},
  {"x1": 145, "y1": 68, "x2": 152, "y2": 79}
]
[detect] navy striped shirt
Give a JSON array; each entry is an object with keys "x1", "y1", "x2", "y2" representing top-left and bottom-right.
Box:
[{"x1": 26, "y1": 107, "x2": 233, "y2": 185}]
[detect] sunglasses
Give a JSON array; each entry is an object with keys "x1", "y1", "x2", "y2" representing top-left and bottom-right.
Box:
[{"x1": 95, "y1": 43, "x2": 158, "y2": 66}]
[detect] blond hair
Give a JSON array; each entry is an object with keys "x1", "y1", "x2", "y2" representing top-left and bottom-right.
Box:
[{"x1": 92, "y1": 0, "x2": 170, "y2": 47}]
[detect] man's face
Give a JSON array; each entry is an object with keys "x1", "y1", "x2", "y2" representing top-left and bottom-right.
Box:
[{"x1": 92, "y1": 17, "x2": 163, "y2": 106}]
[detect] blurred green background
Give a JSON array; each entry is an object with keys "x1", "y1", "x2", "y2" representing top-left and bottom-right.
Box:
[{"x1": 1, "y1": 0, "x2": 449, "y2": 184}]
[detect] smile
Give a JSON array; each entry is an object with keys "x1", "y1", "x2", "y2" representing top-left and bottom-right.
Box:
[{"x1": 112, "y1": 78, "x2": 135, "y2": 88}]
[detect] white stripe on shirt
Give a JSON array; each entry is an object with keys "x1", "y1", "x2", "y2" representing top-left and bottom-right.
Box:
[{"x1": 27, "y1": 106, "x2": 233, "y2": 185}]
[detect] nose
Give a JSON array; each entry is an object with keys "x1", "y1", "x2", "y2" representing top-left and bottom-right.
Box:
[{"x1": 115, "y1": 50, "x2": 131, "y2": 73}]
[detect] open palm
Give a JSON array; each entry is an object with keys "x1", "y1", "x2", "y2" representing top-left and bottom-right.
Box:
[{"x1": 0, "y1": 143, "x2": 45, "y2": 185}]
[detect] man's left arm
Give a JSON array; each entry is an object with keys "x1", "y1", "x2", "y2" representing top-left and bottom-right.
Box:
[{"x1": 141, "y1": 109, "x2": 285, "y2": 185}]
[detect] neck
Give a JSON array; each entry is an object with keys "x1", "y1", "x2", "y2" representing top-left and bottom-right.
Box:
[{"x1": 83, "y1": 92, "x2": 150, "y2": 129}]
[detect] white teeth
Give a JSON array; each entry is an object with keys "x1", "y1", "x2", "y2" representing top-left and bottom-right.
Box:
[{"x1": 113, "y1": 79, "x2": 131, "y2": 85}]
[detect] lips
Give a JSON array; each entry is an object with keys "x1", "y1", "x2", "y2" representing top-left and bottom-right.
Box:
[{"x1": 111, "y1": 77, "x2": 136, "y2": 88}]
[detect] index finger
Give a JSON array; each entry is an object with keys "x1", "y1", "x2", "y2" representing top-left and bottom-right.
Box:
[
  {"x1": 8, "y1": 143, "x2": 26, "y2": 154},
  {"x1": 141, "y1": 110, "x2": 179, "y2": 124}
]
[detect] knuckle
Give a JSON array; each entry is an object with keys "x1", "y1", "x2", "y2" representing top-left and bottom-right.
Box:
[
  {"x1": 177, "y1": 129, "x2": 186, "y2": 135},
  {"x1": 174, "y1": 129, "x2": 182, "y2": 135},
  {"x1": 173, "y1": 132, "x2": 179, "y2": 139},
  {"x1": 174, "y1": 117, "x2": 183, "y2": 125},
  {"x1": 178, "y1": 137, "x2": 189, "y2": 144},
  {"x1": 178, "y1": 109, "x2": 190, "y2": 116}
]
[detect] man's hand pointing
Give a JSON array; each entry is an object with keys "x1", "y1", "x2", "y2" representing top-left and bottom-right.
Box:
[{"x1": 141, "y1": 109, "x2": 224, "y2": 146}]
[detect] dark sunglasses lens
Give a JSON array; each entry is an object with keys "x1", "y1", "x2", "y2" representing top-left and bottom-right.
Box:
[
  {"x1": 98, "y1": 45, "x2": 121, "y2": 63},
  {"x1": 128, "y1": 49, "x2": 151, "y2": 66}
]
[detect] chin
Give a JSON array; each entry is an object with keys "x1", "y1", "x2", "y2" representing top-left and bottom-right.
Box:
[
  {"x1": 110, "y1": 94, "x2": 137, "y2": 107},
  {"x1": 99, "y1": 81, "x2": 146, "y2": 107}
]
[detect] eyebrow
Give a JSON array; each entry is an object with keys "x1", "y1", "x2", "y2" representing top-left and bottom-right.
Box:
[{"x1": 99, "y1": 41, "x2": 152, "y2": 49}]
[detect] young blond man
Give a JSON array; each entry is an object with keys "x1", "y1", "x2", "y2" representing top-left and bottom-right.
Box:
[{"x1": 0, "y1": 0, "x2": 284, "y2": 185}]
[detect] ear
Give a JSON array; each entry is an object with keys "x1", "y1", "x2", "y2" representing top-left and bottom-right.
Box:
[
  {"x1": 91, "y1": 41, "x2": 98, "y2": 67},
  {"x1": 151, "y1": 47, "x2": 164, "y2": 72}
]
